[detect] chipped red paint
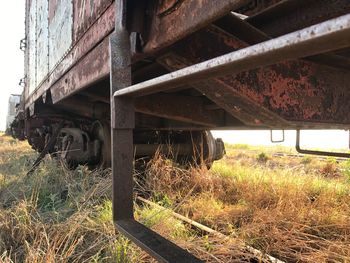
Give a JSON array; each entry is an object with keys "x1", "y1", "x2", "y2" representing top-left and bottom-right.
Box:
[
  {"x1": 24, "y1": 0, "x2": 350, "y2": 129},
  {"x1": 26, "y1": 1, "x2": 253, "y2": 108},
  {"x1": 48, "y1": 0, "x2": 59, "y2": 23},
  {"x1": 161, "y1": 26, "x2": 350, "y2": 126},
  {"x1": 25, "y1": 3, "x2": 115, "y2": 108},
  {"x1": 73, "y1": 0, "x2": 113, "y2": 42},
  {"x1": 143, "y1": 0, "x2": 250, "y2": 54},
  {"x1": 50, "y1": 37, "x2": 110, "y2": 104},
  {"x1": 247, "y1": 0, "x2": 350, "y2": 37},
  {"x1": 157, "y1": 0, "x2": 184, "y2": 15}
]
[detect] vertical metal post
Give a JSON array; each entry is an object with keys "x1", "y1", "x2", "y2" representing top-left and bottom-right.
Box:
[
  {"x1": 109, "y1": 1, "x2": 202, "y2": 261},
  {"x1": 110, "y1": 0, "x2": 134, "y2": 221}
]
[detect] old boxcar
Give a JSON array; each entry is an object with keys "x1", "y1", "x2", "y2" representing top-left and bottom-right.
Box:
[
  {"x1": 12, "y1": 0, "x2": 350, "y2": 261},
  {"x1": 5, "y1": 94, "x2": 21, "y2": 133}
]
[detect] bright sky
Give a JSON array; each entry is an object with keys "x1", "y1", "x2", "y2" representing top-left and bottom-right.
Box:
[
  {"x1": 0, "y1": 1, "x2": 25, "y2": 131},
  {"x1": 0, "y1": 1, "x2": 349, "y2": 151},
  {"x1": 212, "y1": 130, "x2": 350, "y2": 150}
]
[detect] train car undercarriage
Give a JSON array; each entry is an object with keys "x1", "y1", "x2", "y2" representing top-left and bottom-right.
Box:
[{"x1": 10, "y1": 0, "x2": 350, "y2": 261}]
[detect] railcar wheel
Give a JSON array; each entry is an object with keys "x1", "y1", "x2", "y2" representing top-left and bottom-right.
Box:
[
  {"x1": 175, "y1": 130, "x2": 225, "y2": 169},
  {"x1": 59, "y1": 133, "x2": 77, "y2": 170},
  {"x1": 91, "y1": 121, "x2": 111, "y2": 168},
  {"x1": 54, "y1": 127, "x2": 102, "y2": 170}
]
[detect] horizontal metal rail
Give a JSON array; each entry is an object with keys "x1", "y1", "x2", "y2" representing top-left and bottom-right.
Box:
[
  {"x1": 296, "y1": 130, "x2": 350, "y2": 158},
  {"x1": 137, "y1": 196, "x2": 285, "y2": 263},
  {"x1": 114, "y1": 14, "x2": 350, "y2": 98},
  {"x1": 116, "y1": 220, "x2": 202, "y2": 262},
  {"x1": 110, "y1": 1, "x2": 203, "y2": 261}
]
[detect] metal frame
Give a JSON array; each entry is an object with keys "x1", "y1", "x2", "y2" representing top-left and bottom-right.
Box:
[
  {"x1": 114, "y1": 13, "x2": 350, "y2": 98},
  {"x1": 270, "y1": 130, "x2": 285, "y2": 143},
  {"x1": 109, "y1": 2, "x2": 350, "y2": 260},
  {"x1": 110, "y1": 1, "x2": 202, "y2": 262},
  {"x1": 296, "y1": 130, "x2": 350, "y2": 158}
]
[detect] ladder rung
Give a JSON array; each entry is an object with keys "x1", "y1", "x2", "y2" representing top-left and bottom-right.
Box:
[
  {"x1": 114, "y1": 14, "x2": 350, "y2": 98},
  {"x1": 115, "y1": 219, "x2": 203, "y2": 263}
]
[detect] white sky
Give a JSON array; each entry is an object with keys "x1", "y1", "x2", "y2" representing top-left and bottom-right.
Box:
[
  {"x1": 212, "y1": 130, "x2": 350, "y2": 150},
  {"x1": 0, "y1": 1, "x2": 349, "y2": 151},
  {"x1": 0, "y1": 1, "x2": 25, "y2": 131}
]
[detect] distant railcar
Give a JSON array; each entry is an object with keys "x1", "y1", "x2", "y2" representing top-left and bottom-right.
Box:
[
  {"x1": 12, "y1": 0, "x2": 350, "y2": 261},
  {"x1": 6, "y1": 94, "x2": 21, "y2": 133}
]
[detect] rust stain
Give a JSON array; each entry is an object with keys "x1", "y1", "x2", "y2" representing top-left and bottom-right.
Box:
[
  {"x1": 166, "y1": 26, "x2": 350, "y2": 125},
  {"x1": 144, "y1": 0, "x2": 249, "y2": 54},
  {"x1": 73, "y1": 0, "x2": 112, "y2": 42},
  {"x1": 26, "y1": 3, "x2": 115, "y2": 108},
  {"x1": 51, "y1": 38, "x2": 110, "y2": 104}
]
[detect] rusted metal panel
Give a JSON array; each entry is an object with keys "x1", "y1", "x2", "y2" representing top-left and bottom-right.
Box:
[
  {"x1": 50, "y1": 37, "x2": 110, "y2": 104},
  {"x1": 36, "y1": 0, "x2": 49, "y2": 86},
  {"x1": 26, "y1": 0, "x2": 254, "y2": 106},
  {"x1": 235, "y1": 0, "x2": 282, "y2": 16},
  {"x1": 247, "y1": 0, "x2": 350, "y2": 38},
  {"x1": 24, "y1": 0, "x2": 350, "y2": 130},
  {"x1": 158, "y1": 53, "x2": 290, "y2": 127},
  {"x1": 50, "y1": 3, "x2": 114, "y2": 88},
  {"x1": 48, "y1": 0, "x2": 73, "y2": 72},
  {"x1": 73, "y1": 0, "x2": 113, "y2": 41},
  {"x1": 25, "y1": 3, "x2": 115, "y2": 108},
  {"x1": 157, "y1": 0, "x2": 184, "y2": 16},
  {"x1": 155, "y1": 23, "x2": 350, "y2": 127},
  {"x1": 135, "y1": 94, "x2": 224, "y2": 127},
  {"x1": 114, "y1": 15, "x2": 350, "y2": 98},
  {"x1": 214, "y1": 12, "x2": 350, "y2": 71},
  {"x1": 143, "y1": 0, "x2": 251, "y2": 54}
]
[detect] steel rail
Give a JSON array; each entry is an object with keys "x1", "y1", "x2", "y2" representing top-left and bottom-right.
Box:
[{"x1": 114, "y1": 14, "x2": 350, "y2": 98}]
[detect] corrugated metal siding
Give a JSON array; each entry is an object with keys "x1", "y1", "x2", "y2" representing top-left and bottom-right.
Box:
[
  {"x1": 27, "y1": 0, "x2": 73, "y2": 96},
  {"x1": 73, "y1": 0, "x2": 112, "y2": 41},
  {"x1": 28, "y1": 0, "x2": 37, "y2": 94},
  {"x1": 48, "y1": 0, "x2": 73, "y2": 72},
  {"x1": 26, "y1": 0, "x2": 114, "y2": 99},
  {"x1": 36, "y1": 0, "x2": 49, "y2": 86}
]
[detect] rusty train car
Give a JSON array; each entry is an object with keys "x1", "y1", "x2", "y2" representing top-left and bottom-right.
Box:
[{"x1": 12, "y1": 0, "x2": 350, "y2": 261}]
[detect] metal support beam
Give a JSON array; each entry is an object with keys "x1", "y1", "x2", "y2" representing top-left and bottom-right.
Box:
[
  {"x1": 296, "y1": 130, "x2": 350, "y2": 158},
  {"x1": 157, "y1": 24, "x2": 350, "y2": 128},
  {"x1": 135, "y1": 94, "x2": 224, "y2": 127},
  {"x1": 110, "y1": 0, "x2": 202, "y2": 261},
  {"x1": 143, "y1": 0, "x2": 251, "y2": 54},
  {"x1": 110, "y1": 1, "x2": 134, "y2": 222},
  {"x1": 114, "y1": 14, "x2": 350, "y2": 98}
]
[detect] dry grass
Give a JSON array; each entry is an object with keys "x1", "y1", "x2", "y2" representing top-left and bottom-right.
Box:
[
  {"x1": 1, "y1": 133, "x2": 350, "y2": 262},
  {"x1": 0, "y1": 134, "x2": 144, "y2": 263},
  {"x1": 144, "y1": 150, "x2": 350, "y2": 262}
]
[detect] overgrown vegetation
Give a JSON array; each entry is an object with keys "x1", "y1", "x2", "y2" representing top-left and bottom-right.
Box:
[{"x1": 1, "y1": 134, "x2": 350, "y2": 262}]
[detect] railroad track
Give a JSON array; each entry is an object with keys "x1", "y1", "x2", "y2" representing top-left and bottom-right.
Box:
[
  {"x1": 272, "y1": 152, "x2": 348, "y2": 162},
  {"x1": 228, "y1": 149, "x2": 349, "y2": 162}
]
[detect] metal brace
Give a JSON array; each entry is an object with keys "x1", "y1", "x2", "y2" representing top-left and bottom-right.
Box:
[
  {"x1": 296, "y1": 129, "x2": 350, "y2": 158},
  {"x1": 110, "y1": 1, "x2": 202, "y2": 262},
  {"x1": 270, "y1": 129, "x2": 285, "y2": 143},
  {"x1": 19, "y1": 77, "x2": 26, "y2": 87},
  {"x1": 20, "y1": 38, "x2": 27, "y2": 51}
]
